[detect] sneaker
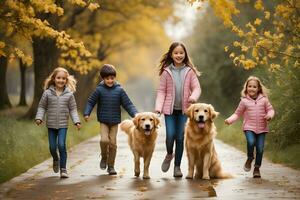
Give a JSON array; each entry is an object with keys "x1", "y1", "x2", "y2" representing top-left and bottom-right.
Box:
[
  {"x1": 107, "y1": 166, "x2": 117, "y2": 175},
  {"x1": 243, "y1": 158, "x2": 253, "y2": 172},
  {"x1": 161, "y1": 154, "x2": 174, "y2": 172},
  {"x1": 60, "y1": 168, "x2": 69, "y2": 178},
  {"x1": 53, "y1": 160, "x2": 59, "y2": 173},
  {"x1": 100, "y1": 157, "x2": 107, "y2": 170},
  {"x1": 253, "y1": 167, "x2": 261, "y2": 178},
  {"x1": 173, "y1": 166, "x2": 183, "y2": 178}
]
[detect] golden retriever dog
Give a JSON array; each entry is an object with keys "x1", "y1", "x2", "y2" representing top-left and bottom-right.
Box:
[
  {"x1": 120, "y1": 112, "x2": 160, "y2": 179},
  {"x1": 185, "y1": 103, "x2": 232, "y2": 180}
]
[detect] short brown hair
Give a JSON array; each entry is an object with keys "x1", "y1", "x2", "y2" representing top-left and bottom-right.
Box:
[{"x1": 100, "y1": 64, "x2": 116, "y2": 78}]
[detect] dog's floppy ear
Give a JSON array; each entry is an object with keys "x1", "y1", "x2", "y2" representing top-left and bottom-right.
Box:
[
  {"x1": 153, "y1": 113, "x2": 160, "y2": 128},
  {"x1": 208, "y1": 104, "x2": 219, "y2": 121},
  {"x1": 185, "y1": 104, "x2": 194, "y2": 118},
  {"x1": 133, "y1": 113, "x2": 140, "y2": 127}
]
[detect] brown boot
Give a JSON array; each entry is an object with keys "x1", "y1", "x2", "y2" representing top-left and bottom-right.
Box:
[
  {"x1": 243, "y1": 158, "x2": 253, "y2": 172},
  {"x1": 107, "y1": 144, "x2": 117, "y2": 167},
  {"x1": 100, "y1": 142, "x2": 108, "y2": 170},
  {"x1": 253, "y1": 167, "x2": 261, "y2": 178}
]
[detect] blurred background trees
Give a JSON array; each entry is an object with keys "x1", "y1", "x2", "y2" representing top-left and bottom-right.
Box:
[{"x1": 187, "y1": 0, "x2": 300, "y2": 154}]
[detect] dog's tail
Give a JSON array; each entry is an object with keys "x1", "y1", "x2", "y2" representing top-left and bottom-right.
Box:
[
  {"x1": 120, "y1": 119, "x2": 134, "y2": 135},
  {"x1": 215, "y1": 170, "x2": 233, "y2": 179}
]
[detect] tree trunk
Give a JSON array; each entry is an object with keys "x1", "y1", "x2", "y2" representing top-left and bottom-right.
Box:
[
  {"x1": 18, "y1": 58, "x2": 27, "y2": 106},
  {"x1": 23, "y1": 37, "x2": 59, "y2": 119},
  {"x1": 23, "y1": 11, "x2": 60, "y2": 119},
  {"x1": 0, "y1": 56, "x2": 12, "y2": 109}
]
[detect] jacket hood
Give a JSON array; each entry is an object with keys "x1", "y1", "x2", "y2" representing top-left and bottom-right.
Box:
[
  {"x1": 164, "y1": 64, "x2": 191, "y2": 75},
  {"x1": 49, "y1": 85, "x2": 71, "y2": 95}
]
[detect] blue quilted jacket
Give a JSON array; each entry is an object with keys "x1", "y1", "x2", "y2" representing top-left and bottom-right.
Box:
[{"x1": 84, "y1": 81, "x2": 138, "y2": 125}]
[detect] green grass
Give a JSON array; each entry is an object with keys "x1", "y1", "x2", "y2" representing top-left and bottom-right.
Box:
[
  {"x1": 0, "y1": 107, "x2": 99, "y2": 184},
  {"x1": 264, "y1": 144, "x2": 300, "y2": 169},
  {"x1": 215, "y1": 117, "x2": 300, "y2": 170}
]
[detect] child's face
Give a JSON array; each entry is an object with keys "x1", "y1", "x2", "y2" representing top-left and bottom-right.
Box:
[
  {"x1": 54, "y1": 71, "x2": 67, "y2": 90},
  {"x1": 171, "y1": 45, "x2": 185, "y2": 66},
  {"x1": 104, "y1": 75, "x2": 116, "y2": 87},
  {"x1": 247, "y1": 80, "x2": 259, "y2": 98}
]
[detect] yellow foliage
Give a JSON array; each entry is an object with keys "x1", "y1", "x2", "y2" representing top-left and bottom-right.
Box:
[
  {"x1": 264, "y1": 11, "x2": 270, "y2": 20},
  {"x1": 254, "y1": 18, "x2": 262, "y2": 26},
  {"x1": 189, "y1": 0, "x2": 300, "y2": 70},
  {"x1": 208, "y1": 0, "x2": 240, "y2": 27},
  {"x1": 87, "y1": 3, "x2": 100, "y2": 11},
  {"x1": 233, "y1": 41, "x2": 241, "y2": 47},
  {"x1": 276, "y1": 4, "x2": 293, "y2": 18},
  {"x1": 0, "y1": 0, "x2": 96, "y2": 72},
  {"x1": 241, "y1": 45, "x2": 248, "y2": 52},
  {"x1": 0, "y1": 41, "x2": 5, "y2": 48},
  {"x1": 224, "y1": 46, "x2": 229, "y2": 52},
  {"x1": 241, "y1": 59, "x2": 257, "y2": 69},
  {"x1": 270, "y1": 63, "x2": 280, "y2": 70},
  {"x1": 254, "y1": 0, "x2": 264, "y2": 11},
  {"x1": 252, "y1": 48, "x2": 258, "y2": 58}
]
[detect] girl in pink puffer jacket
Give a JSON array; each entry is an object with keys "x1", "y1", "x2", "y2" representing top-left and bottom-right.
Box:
[
  {"x1": 155, "y1": 42, "x2": 201, "y2": 177},
  {"x1": 225, "y1": 76, "x2": 275, "y2": 178}
]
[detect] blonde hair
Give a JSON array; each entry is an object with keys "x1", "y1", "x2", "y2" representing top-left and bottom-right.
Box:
[
  {"x1": 43, "y1": 67, "x2": 77, "y2": 92},
  {"x1": 241, "y1": 76, "x2": 269, "y2": 97}
]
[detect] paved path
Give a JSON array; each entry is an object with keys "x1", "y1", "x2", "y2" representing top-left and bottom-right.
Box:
[{"x1": 1, "y1": 124, "x2": 300, "y2": 199}]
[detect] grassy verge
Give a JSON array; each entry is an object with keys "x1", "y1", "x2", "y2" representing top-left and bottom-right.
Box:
[
  {"x1": 0, "y1": 107, "x2": 99, "y2": 184},
  {"x1": 215, "y1": 117, "x2": 300, "y2": 170}
]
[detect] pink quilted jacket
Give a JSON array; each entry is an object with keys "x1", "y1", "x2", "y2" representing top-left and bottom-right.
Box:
[
  {"x1": 226, "y1": 94, "x2": 275, "y2": 134},
  {"x1": 155, "y1": 67, "x2": 201, "y2": 115}
]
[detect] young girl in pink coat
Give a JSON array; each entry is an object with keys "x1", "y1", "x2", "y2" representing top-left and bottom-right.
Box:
[
  {"x1": 155, "y1": 42, "x2": 201, "y2": 177},
  {"x1": 225, "y1": 76, "x2": 275, "y2": 178}
]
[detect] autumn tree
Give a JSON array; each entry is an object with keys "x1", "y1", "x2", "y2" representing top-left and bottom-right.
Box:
[
  {"x1": 188, "y1": 0, "x2": 300, "y2": 151},
  {"x1": 0, "y1": 0, "x2": 99, "y2": 112},
  {"x1": 61, "y1": 0, "x2": 174, "y2": 109},
  {"x1": 188, "y1": 0, "x2": 300, "y2": 70}
]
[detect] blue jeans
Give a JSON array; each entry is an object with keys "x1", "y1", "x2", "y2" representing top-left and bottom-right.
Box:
[
  {"x1": 48, "y1": 128, "x2": 68, "y2": 169},
  {"x1": 244, "y1": 130, "x2": 266, "y2": 167},
  {"x1": 165, "y1": 110, "x2": 187, "y2": 167}
]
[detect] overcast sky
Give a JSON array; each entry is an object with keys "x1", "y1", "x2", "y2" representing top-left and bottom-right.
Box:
[{"x1": 164, "y1": 1, "x2": 205, "y2": 40}]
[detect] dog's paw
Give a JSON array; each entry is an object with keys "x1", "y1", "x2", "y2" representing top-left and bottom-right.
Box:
[
  {"x1": 202, "y1": 175, "x2": 210, "y2": 180},
  {"x1": 185, "y1": 175, "x2": 193, "y2": 179},
  {"x1": 143, "y1": 175, "x2": 150, "y2": 179},
  {"x1": 134, "y1": 171, "x2": 140, "y2": 177}
]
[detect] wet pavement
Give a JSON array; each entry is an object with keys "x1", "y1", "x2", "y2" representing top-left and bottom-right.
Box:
[{"x1": 1, "y1": 123, "x2": 300, "y2": 200}]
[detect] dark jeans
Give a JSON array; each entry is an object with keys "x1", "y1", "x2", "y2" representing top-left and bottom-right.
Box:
[
  {"x1": 244, "y1": 130, "x2": 266, "y2": 167},
  {"x1": 48, "y1": 128, "x2": 68, "y2": 169},
  {"x1": 164, "y1": 110, "x2": 187, "y2": 167}
]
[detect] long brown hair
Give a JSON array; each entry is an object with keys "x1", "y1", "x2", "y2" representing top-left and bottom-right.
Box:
[
  {"x1": 158, "y1": 42, "x2": 200, "y2": 76},
  {"x1": 43, "y1": 67, "x2": 77, "y2": 92},
  {"x1": 241, "y1": 76, "x2": 269, "y2": 97}
]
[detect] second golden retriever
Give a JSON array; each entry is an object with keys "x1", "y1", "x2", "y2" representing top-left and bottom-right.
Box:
[
  {"x1": 120, "y1": 112, "x2": 160, "y2": 179},
  {"x1": 185, "y1": 103, "x2": 232, "y2": 179}
]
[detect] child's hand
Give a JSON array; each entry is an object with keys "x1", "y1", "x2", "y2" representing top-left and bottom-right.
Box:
[
  {"x1": 188, "y1": 98, "x2": 196, "y2": 103},
  {"x1": 264, "y1": 115, "x2": 272, "y2": 121},
  {"x1": 84, "y1": 115, "x2": 89, "y2": 122},
  {"x1": 35, "y1": 119, "x2": 42, "y2": 126},
  {"x1": 224, "y1": 119, "x2": 230, "y2": 125},
  {"x1": 75, "y1": 123, "x2": 81, "y2": 130},
  {"x1": 155, "y1": 111, "x2": 161, "y2": 117}
]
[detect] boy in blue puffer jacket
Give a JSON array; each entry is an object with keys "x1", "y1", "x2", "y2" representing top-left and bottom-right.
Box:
[{"x1": 84, "y1": 64, "x2": 138, "y2": 175}]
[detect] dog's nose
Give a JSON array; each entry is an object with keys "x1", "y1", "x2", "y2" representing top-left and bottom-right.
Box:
[
  {"x1": 199, "y1": 115, "x2": 204, "y2": 121},
  {"x1": 145, "y1": 124, "x2": 150, "y2": 129}
]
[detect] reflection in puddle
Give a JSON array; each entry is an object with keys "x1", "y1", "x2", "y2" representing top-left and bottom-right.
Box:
[{"x1": 187, "y1": 179, "x2": 219, "y2": 197}]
